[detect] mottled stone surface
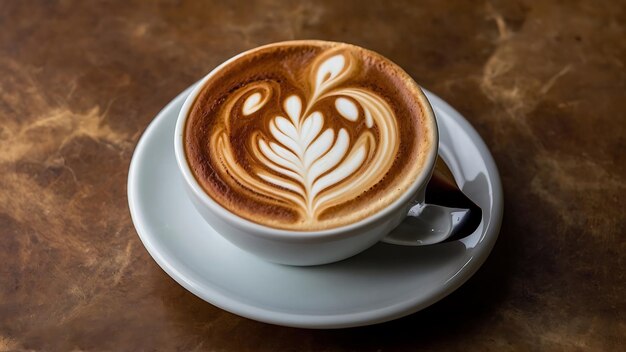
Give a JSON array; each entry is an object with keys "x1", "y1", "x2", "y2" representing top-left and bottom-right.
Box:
[{"x1": 0, "y1": 0, "x2": 624, "y2": 350}]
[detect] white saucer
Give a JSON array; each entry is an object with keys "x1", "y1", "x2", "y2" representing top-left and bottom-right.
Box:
[{"x1": 128, "y1": 86, "x2": 503, "y2": 329}]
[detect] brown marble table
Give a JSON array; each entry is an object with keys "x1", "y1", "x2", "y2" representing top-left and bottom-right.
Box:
[{"x1": 1, "y1": 1, "x2": 624, "y2": 350}]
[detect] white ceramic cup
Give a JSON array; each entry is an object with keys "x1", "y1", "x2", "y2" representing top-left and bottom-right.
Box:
[{"x1": 175, "y1": 42, "x2": 443, "y2": 266}]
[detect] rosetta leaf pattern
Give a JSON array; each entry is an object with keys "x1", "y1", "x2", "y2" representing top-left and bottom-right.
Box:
[{"x1": 254, "y1": 94, "x2": 366, "y2": 217}]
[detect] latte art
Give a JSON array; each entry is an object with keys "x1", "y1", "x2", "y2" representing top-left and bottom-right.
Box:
[
  {"x1": 210, "y1": 52, "x2": 399, "y2": 223},
  {"x1": 185, "y1": 41, "x2": 434, "y2": 230}
]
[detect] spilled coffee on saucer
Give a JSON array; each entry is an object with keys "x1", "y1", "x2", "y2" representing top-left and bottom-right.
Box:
[{"x1": 184, "y1": 41, "x2": 435, "y2": 231}]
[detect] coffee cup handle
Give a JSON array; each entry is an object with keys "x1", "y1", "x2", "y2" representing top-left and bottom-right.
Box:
[
  {"x1": 381, "y1": 156, "x2": 482, "y2": 246},
  {"x1": 381, "y1": 203, "x2": 472, "y2": 246}
]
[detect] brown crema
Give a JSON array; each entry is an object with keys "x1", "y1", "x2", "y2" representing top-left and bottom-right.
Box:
[{"x1": 184, "y1": 40, "x2": 434, "y2": 231}]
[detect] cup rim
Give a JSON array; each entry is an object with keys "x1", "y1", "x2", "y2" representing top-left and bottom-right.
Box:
[{"x1": 174, "y1": 40, "x2": 439, "y2": 241}]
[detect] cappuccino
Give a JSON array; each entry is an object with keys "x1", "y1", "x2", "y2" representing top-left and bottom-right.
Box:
[{"x1": 184, "y1": 41, "x2": 435, "y2": 231}]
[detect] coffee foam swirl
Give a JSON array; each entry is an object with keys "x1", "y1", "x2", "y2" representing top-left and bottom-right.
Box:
[
  {"x1": 185, "y1": 41, "x2": 433, "y2": 231},
  {"x1": 210, "y1": 50, "x2": 398, "y2": 224}
]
